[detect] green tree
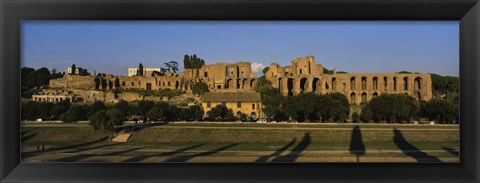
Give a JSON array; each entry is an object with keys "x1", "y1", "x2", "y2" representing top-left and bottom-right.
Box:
[
  {"x1": 183, "y1": 55, "x2": 191, "y2": 69},
  {"x1": 352, "y1": 112, "x2": 360, "y2": 123},
  {"x1": 168, "y1": 61, "x2": 179, "y2": 73},
  {"x1": 89, "y1": 109, "x2": 124, "y2": 140},
  {"x1": 208, "y1": 105, "x2": 235, "y2": 121},
  {"x1": 51, "y1": 100, "x2": 71, "y2": 120},
  {"x1": 60, "y1": 105, "x2": 86, "y2": 123},
  {"x1": 137, "y1": 63, "x2": 144, "y2": 76},
  {"x1": 192, "y1": 82, "x2": 209, "y2": 95},
  {"x1": 136, "y1": 100, "x2": 155, "y2": 118},
  {"x1": 71, "y1": 64, "x2": 76, "y2": 75},
  {"x1": 147, "y1": 107, "x2": 164, "y2": 121},
  {"x1": 115, "y1": 100, "x2": 129, "y2": 120},
  {"x1": 87, "y1": 101, "x2": 106, "y2": 118},
  {"x1": 262, "y1": 67, "x2": 270, "y2": 75}
]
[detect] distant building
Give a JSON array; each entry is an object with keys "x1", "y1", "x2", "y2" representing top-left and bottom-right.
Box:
[
  {"x1": 202, "y1": 92, "x2": 264, "y2": 120},
  {"x1": 67, "y1": 66, "x2": 82, "y2": 75},
  {"x1": 128, "y1": 67, "x2": 163, "y2": 77}
]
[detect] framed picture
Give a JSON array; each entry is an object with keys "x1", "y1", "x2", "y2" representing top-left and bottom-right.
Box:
[{"x1": 1, "y1": 0, "x2": 479, "y2": 182}]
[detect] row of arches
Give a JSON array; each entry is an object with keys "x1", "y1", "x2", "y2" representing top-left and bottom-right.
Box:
[
  {"x1": 349, "y1": 91, "x2": 423, "y2": 104},
  {"x1": 225, "y1": 78, "x2": 257, "y2": 89}
]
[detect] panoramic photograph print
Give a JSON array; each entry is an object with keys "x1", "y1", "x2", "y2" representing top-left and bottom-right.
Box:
[{"x1": 20, "y1": 21, "x2": 459, "y2": 163}]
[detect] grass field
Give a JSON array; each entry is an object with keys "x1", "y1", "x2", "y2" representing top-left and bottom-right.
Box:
[{"x1": 21, "y1": 123, "x2": 460, "y2": 163}]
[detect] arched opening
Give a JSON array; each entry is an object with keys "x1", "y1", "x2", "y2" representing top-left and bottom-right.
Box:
[
  {"x1": 236, "y1": 111, "x2": 242, "y2": 118},
  {"x1": 175, "y1": 81, "x2": 179, "y2": 89},
  {"x1": 325, "y1": 82, "x2": 329, "y2": 89},
  {"x1": 350, "y1": 92, "x2": 357, "y2": 104},
  {"x1": 108, "y1": 80, "x2": 113, "y2": 89},
  {"x1": 350, "y1": 77, "x2": 356, "y2": 90},
  {"x1": 287, "y1": 78, "x2": 294, "y2": 96},
  {"x1": 226, "y1": 79, "x2": 234, "y2": 89},
  {"x1": 361, "y1": 92, "x2": 367, "y2": 103},
  {"x1": 404, "y1": 77, "x2": 409, "y2": 91},
  {"x1": 278, "y1": 78, "x2": 283, "y2": 93},
  {"x1": 250, "y1": 112, "x2": 257, "y2": 120},
  {"x1": 417, "y1": 91, "x2": 422, "y2": 100},
  {"x1": 122, "y1": 81, "x2": 125, "y2": 86},
  {"x1": 300, "y1": 77, "x2": 308, "y2": 93},
  {"x1": 414, "y1": 77, "x2": 422, "y2": 90},
  {"x1": 373, "y1": 77, "x2": 378, "y2": 90},
  {"x1": 242, "y1": 79, "x2": 248, "y2": 89},
  {"x1": 250, "y1": 79, "x2": 256, "y2": 88},
  {"x1": 393, "y1": 77, "x2": 397, "y2": 91},
  {"x1": 312, "y1": 78, "x2": 320, "y2": 93},
  {"x1": 361, "y1": 77, "x2": 367, "y2": 90},
  {"x1": 383, "y1": 77, "x2": 388, "y2": 91},
  {"x1": 373, "y1": 92, "x2": 378, "y2": 97},
  {"x1": 332, "y1": 77, "x2": 337, "y2": 91}
]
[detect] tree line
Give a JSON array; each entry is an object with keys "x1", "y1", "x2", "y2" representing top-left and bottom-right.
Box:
[{"x1": 21, "y1": 100, "x2": 204, "y2": 123}]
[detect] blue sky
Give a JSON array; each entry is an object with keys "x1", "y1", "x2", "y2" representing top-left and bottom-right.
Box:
[{"x1": 22, "y1": 21, "x2": 459, "y2": 76}]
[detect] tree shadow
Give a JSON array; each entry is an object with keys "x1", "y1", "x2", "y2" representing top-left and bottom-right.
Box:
[
  {"x1": 255, "y1": 139, "x2": 296, "y2": 162},
  {"x1": 271, "y1": 133, "x2": 311, "y2": 162},
  {"x1": 22, "y1": 136, "x2": 109, "y2": 158},
  {"x1": 55, "y1": 147, "x2": 142, "y2": 162},
  {"x1": 164, "y1": 143, "x2": 239, "y2": 162},
  {"x1": 393, "y1": 128, "x2": 441, "y2": 162},
  {"x1": 442, "y1": 147, "x2": 459, "y2": 157},
  {"x1": 21, "y1": 133, "x2": 38, "y2": 143},
  {"x1": 349, "y1": 126, "x2": 365, "y2": 162},
  {"x1": 123, "y1": 143, "x2": 206, "y2": 162}
]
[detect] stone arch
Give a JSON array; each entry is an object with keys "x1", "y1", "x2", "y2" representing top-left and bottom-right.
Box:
[
  {"x1": 325, "y1": 81, "x2": 329, "y2": 90},
  {"x1": 373, "y1": 92, "x2": 378, "y2": 97},
  {"x1": 350, "y1": 77, "x2": 356, "y2": 90},
  {"x1": 361, "y1": 76, "x2": 367, "y2": 90},
  {"x1": 373, "y1": 77, "x2": 378, "y2": 90},
  {"x1": 122, "y1": 81, "x2": 126, "y2": 86},
  {"x1": 226, "y1": 79, "x2": 234, "y2": 89},
  {"x1": 300, "y1": 77, "x2": 308, "y2": 93},
  {"x1": 250, "y1": 79, "x2": 256, "y2": 88},
  {"x1": 250, "y1": 112, "x2": 257, "y2": 120},
  {"x1": 393, "y1": 77, "x2": 397, "y2": 91},
  {"x1": 414, "y1": 77, "x2": 422, "y2": 90},
  {"x1": 242, "y1": 79, "x2": 248, "y2": 89},
  {"x1": 312, "y1": 78, "x2": 320, "y2": 93},
  {"x1": 383, "y1": 77, "x2": 388, "y2": 91},
  {"x1": 361, "y1": 92, "x2": 367, "y2": 103},
  {"x1": 287, "y1": 78, "x2": 294, "y2": 96},
  {"x1": 175, "y1": 81, "x2": 179, "y2": 89},
  {"x1": 278, "y1": 78, "x2": 283, "y2": 93},
  {"x1": 332, "y1": 77, "x2": 337, "y2": 91},
  {"x1": 403, "y1": 77, "x2": 409, "y2": 91},
  {"x1": 350, "y1": 92, "x2": 357, "y2": 104}
]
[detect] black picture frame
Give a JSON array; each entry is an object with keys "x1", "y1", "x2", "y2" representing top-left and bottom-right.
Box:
[{"x1": 1, "y1": 0, "x2": 479, "y2": 182}]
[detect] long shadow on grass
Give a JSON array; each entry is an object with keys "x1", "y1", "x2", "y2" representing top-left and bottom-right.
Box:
[
  {"x1": 442, "y1": 147, "x2": 459, "y2": 156},
  {"x1": 164, "y1": 143, "x2": 239, "y2": 162},
  {"x1": 21, "y1": 133, "x2": 38, "y2": 143},
  {"x1": 123, "y1": 144, "x2": 206, "y2": 162},
  {"x1": 349, "y1": 126, "x2": 365, "y2": 162},
  {"x1": 22, "y1": 137, "x2": 109, "y2": 158},
  {"x1": 393, "y1": 128, "x2": 441, "y2": 162},
  {"x1": 55, "y1": 147, "x2": 142, "y2": 162},
  {"x1": 271, "y1": 133, "x2": 311, "y2": 162},
  {"x1": 255, "y1": 139, "x2": 296, "y2": 162}
]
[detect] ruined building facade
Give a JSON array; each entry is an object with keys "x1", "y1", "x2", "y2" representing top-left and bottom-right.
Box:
[
  {"x1": 50, "y1": 61, "x2": 258, "y2": 92},
  {"x1": 265, "y1": 56, "x2": 433, "y2": 104}
]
